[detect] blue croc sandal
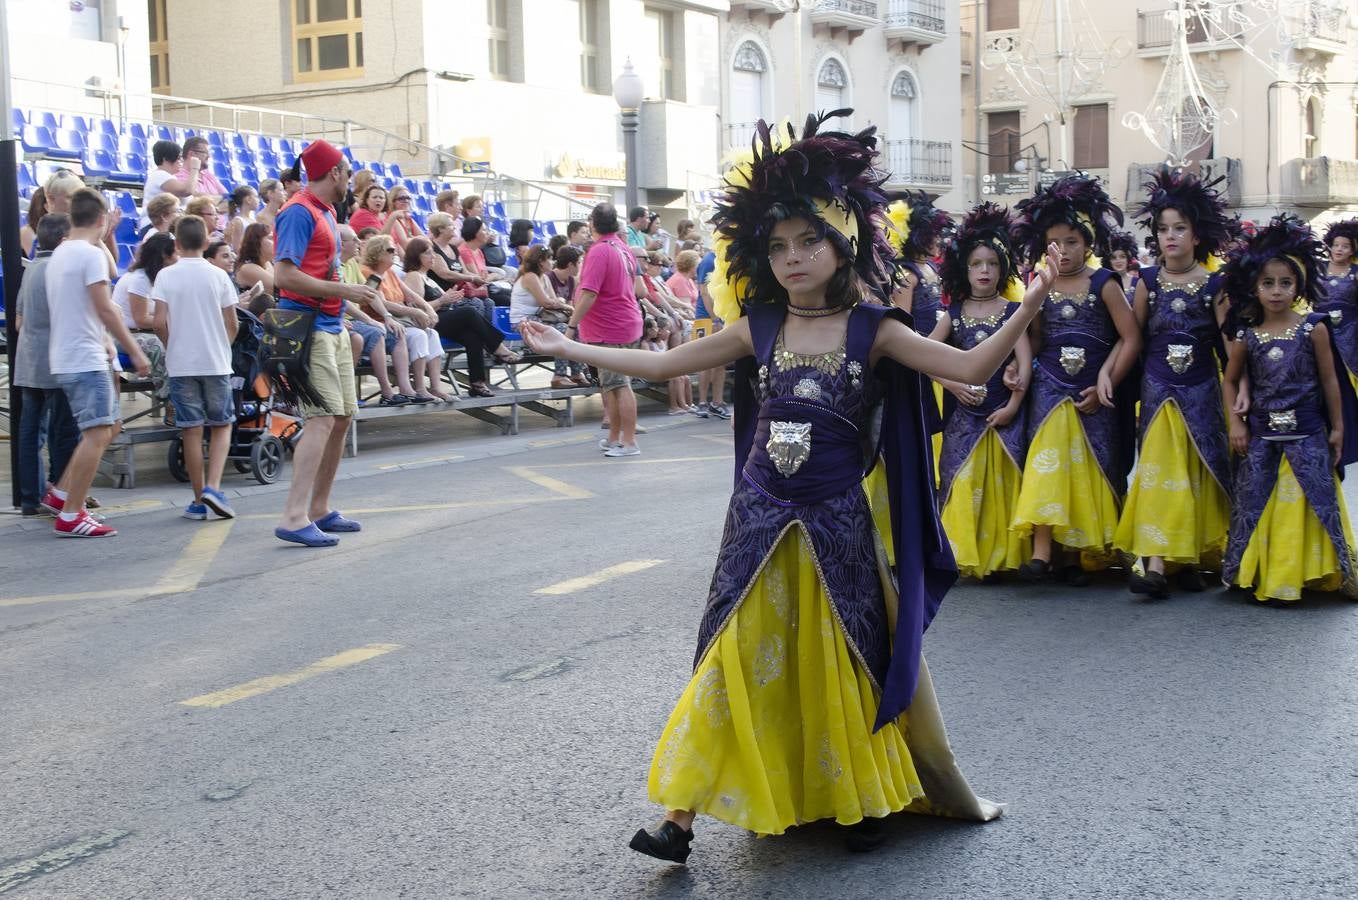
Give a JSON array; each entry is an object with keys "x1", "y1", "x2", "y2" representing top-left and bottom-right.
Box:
[
  {"x1": 315, "y1": 511, "x2": 362, "y2": 533},
  {"x1": 275, "y1": 523, "x2": 340, "y2": 547}
]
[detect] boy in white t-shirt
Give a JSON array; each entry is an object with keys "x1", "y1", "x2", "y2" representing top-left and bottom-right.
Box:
[
  {"x1": 152, "y1": 215, "x2": 240, "y2": 520},
  {"x1": 45, "y1": 188, "x2": 151, "y2": 538}
]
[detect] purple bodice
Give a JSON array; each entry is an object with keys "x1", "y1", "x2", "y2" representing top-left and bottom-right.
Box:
[
  {"x1": 1238, "y1": 314, "x2": 1325, "y2": 436},
  {"x1": 1317, "y1": 265, "x2": 1358, "y2": 374},
  {"x1": 903, "y1": 260, "x2": 945, "y2": 336}
]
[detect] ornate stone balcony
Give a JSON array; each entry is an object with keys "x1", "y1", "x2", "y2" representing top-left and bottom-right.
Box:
[
  {"x1": 1281, "y1": 157, "x2": 1358, "y2": 207},
  {"x1": 884, "y1": 0, "x2": 946, "y2": 50},
  {"x1": 809, "y1": 0, "x2": 879, "y2": 38}
]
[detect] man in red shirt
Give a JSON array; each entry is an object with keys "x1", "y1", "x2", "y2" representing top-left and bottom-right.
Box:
[
  {"x1": 567, "y1": 203, "x2": 644, "y2": 457},
  {"x1": 272, "y1": 140, "x2": 381, "y2": 547}
]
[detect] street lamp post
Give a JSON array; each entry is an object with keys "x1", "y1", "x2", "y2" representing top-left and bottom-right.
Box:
[{"x1": 612, "y1": 59, "x2": 644, "y2": 211}]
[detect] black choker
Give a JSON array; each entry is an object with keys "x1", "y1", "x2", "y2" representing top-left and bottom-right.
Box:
[
  {"x1": 787, "y1": 304, "x2": 844, "y2": 318},
  {"x1": 970, "y1": 290, "x2": 1000, "y2": 301},
  {"x1": 1162, "y1": 261, "x2": 1197, "y2": 276}
]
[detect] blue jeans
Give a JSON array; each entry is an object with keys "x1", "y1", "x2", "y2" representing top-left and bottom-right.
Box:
[{"x1": 17, "y1": 387, "x2": 80, "y2": 509}]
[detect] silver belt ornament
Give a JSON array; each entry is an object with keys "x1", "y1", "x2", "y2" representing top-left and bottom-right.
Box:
[
  {"x1": 1059, "y1": 346, "x2": 1086, "y2": 376},
  {"x1": 969, "y1": 384, "x2": 989, "y2": 403},
  {"x1": 1330, "y1": 308, "x2": 1344, "y2": 325},
  {"x1": 1166, "y1": 343, "x2": 1194, "y2": 375},
  {"x1": 1268, "y1": 409, "x2": 1297, "y2": 433},
  {"x1": 767, "y1": 421, "x2": 812, "y2": 477}
]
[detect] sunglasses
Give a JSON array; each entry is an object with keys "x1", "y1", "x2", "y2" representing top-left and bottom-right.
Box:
[
  {"x1": 383, "y1": 247, "x2": 397, "y2": 254},
  {"x1": 394, "y1": 196, "x2": 411, "y2": 202}
]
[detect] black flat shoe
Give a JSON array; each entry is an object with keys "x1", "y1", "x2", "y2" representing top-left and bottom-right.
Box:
[
  {"x1": 1062, "y1": 565, "x2": 1091, "y2": 588},
  {"x1": 844, "y1": 817, "x2": 886, "y2": 853},
  {"x1": 1018, "y1": 559, "x2": 1051, "y2": 584},
  {"x1": 629, "y1": 821, "x2": 693, "y2": 864},
  {"x1": 1177, "y1": 568, "x2": 1207, "y2": 592},
  {"x1": 1129, "y1": 570, "x2": 1169, "y2": 600}
]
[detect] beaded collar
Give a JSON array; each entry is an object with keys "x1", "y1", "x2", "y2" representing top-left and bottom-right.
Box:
[{"x1": 773, "y1": 327, "x2": 847, "y2": 376}]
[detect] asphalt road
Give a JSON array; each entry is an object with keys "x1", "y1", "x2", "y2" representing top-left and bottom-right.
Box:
[{"x1": 2, "y1": 424, "x2": 1357, "y2": 899}]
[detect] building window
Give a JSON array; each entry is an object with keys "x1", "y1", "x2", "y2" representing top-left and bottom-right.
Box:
[
  {"x1": 987, "y1": 0, "x2": 1019, "y2": 31},
  {"x1": 987, "y1": 110, "x2": 1020, "y2": 176},
  {"x1": 1072, "y1": 103, "x2": 1109, "y2": 169},
  {"x1": 816, "y1": 58, "x2": 849, "y2": 123},
  {"x1": 889, "y1": 70, "x2": 917, "y2": 143},
  {"x1": 148, "y1": 0, "x2": 169, "y2": 93},
  {"x1": 729, "y1": 41, "x2": 768, "y2": 147},
  {"x1": 644, "y1": 7, "x2": 682, "y2": 101},
  {"x1": 579, "y1": 0, "x2": 601, "y2": 91},
  {"x1": 488, "y1": 0, "x2": 510, "y2": 80},
  {"x1": 1304, "y1": 97, "x2": 1321, "y2": 158},
  {"x1": 293, "y1": 0, "x2": 363, "y2": 83}
]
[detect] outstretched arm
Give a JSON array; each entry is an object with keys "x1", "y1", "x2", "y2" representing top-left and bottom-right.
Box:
[{"x1": 520, "y1": 316, "x2": 753, "y2": 382}]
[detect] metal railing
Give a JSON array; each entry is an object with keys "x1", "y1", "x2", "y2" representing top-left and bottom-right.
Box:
[
  {"x1": 812, "y1": 0, "x2": 880, "y2": 20},
  {"x1": 727, "y1": 122, "x2": 760, "y2": 148},
  {"x1": 885, "y1": 139, "x2": 952, "y2": 186},
  {"x1": 1285, "y1": 0, "x2": 1350, "y2": 41},
  {"x1": 1136, "y1": 3, "x2": 1245, "y2": 50},
  {"x1": 885, "y1": 0, "x2": 946, "y2": 33}
]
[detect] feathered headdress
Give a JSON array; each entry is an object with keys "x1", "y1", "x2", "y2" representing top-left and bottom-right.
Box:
[
  {"x1": 1012, "y1": 173, "x2": 1123, "y2": 265},
  {"x1": 1222, "y1": 213, "x2": 1326, "y2": 317},
  {"x1": 706, "y1": 110, "x2": 896, "y2": 321},
  {"x1": 1134, "y1": 167, "x2": 1241, "y2": 263},
  {"x1": 885, "y1": 191, "x2": 953, "y2": 262},
  {"x1": 1324, "y1": 218, "x2": 1358, "y2": 253},
  {"x1": 940, "y1": 202, "x2": 1022, "y2": 305},
  {"x1": 1104, "y1": 230, "x2": 1140, "y2": 270}
]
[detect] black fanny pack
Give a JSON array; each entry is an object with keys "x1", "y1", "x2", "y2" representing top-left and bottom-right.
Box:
[{"x1": 260, "y1": 307, "x2": 325, "y2": 408}]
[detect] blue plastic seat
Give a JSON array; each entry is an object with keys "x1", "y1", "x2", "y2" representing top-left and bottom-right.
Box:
[
  {"x1": 11, "y1": 109, "x2": 27, "y2": 134},
  {"x1": 113, "y1": 191, "x2": 137, "y2": 217},
  {"x1": 207, "y1": 131, "x2": 226, "y2": 148},
  {"x1": 96, "y1": 119, "x2": 119, "y2": 138},
  {"x1": 20, "y1": 125, "x2": 57, "y2": 156},
  {"x1": 117, "y1": 135, "x2": 147, "y2": 157},
  {"x1": 31, "y1": 111, "x2": 59, "y2": 130},
  {"x1": 81, "y1": 148, "x2": 111, "y2": 178},
  {"x1": 120, "y1": 152, "x2": 147, "y2": 175},
  {"x1": 17, "y1": 163, "x2": 37, "y2": 194},
  {"x1": 87, "y1": 131, "x2": 118, "y2": 154},
  {"x1": 544, "y1": 221, "x2": 558, "y2": 236},
  {"x1": 127, "y1": 122, "x2": 150, "y2": 142},
  {"x1": 277, "y1": 138, "x2": 297, "y2": 157},
  {"x1": 115, "y1": 214, "x2": 139, "y2": 244},
  {"x1": 388, "y1": 163, "x2": 404, "y2": 179},
  {"x1": 410, "y1": 212, "x2": 427, "y2": 231},
  {"x1": 155, "y1": 124, "x2": 175, "y2": 142},
  {"x1": 258, "y1": 149, "x2": 280, "y2": 171},
  {"x1": 116, "y1": 243, "x2": 135, "y2": 273},
  {"x1": 60, "y1": 114, "x2": 91, "y2": 134},
  {"x1": 493, "y1": 306, "x2": 512, "y2": 336},
  {"x1": 490, "y1": 201, "x2": 507, "y2": 219}
]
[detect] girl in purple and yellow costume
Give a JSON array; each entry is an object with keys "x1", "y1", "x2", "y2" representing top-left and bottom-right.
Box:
[
  {"x1": 1114, "y1": 169, "x2": 1241, "y2": 600},
  {"x1": 520, "y1": 112, "x2": 1056, "y2": 862},
  {"x1": 1011, "y1": 175, "x2": 1143, "y2": 584},
  {"x1": 1221, "y1": 215, "x2": 1358, "y2": 604},
  {"x1": 1318, "y1": 218, "x2": 1358, "y2": 390},
  {"x1": 933, "y1": 203, "x2": 1032, "y2": 578},
  {"x1": 1106, "y1": 229, "x2": 1141, "y2": 305}
]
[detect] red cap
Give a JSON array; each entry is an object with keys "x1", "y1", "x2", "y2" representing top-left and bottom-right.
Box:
[{"x1": 300, "y1": 139, "x2": 344, "y2": 181}]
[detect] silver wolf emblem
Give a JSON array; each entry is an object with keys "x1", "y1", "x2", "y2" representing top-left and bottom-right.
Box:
[{"x1": 767, "y1": 421, "x2": 812, "y2": 477}]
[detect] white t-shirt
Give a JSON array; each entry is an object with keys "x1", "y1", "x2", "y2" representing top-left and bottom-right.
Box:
[
  {"x1": 46, "y1": 240, "x2": 113, "y2": 375},
  {"x1": 509, "y1": 275, "x2": 544, "y2": 325},
  {"x1": 151, "y1": 258, "x2": 238, "y2": 377},
  {"x1": 111, "y1": 269, "x2": 153, "y2": 330},
  {"x1": 139, "y1": 168, "x2": 176, "y2": 230}
]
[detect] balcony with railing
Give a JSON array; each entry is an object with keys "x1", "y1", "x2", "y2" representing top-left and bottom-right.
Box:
[
  {"x1": 884, "y1": 139, "x2": 953, "y2": 188},
  {"x1": 1286, "y1": 0, "x2": 1350, "y2": 57},
  {"x1": 1281, "y1": 156, "x2": 1358, "y2": 207},
  {"x1": 727, "y1": 121, "x2": 760, "y2": 149},
  {"x1": 884, "y1": 0, "x2": 946, "y2": 48},
  {"x1": 1136, "y1": 2, "x2": 1245, "y2": 56},
  {"x1": 960, "y1": 29, "x2": 973, "y2": 73},
  {"x1": 809, "y1": 0, "x2": 879, "y2": 36},
  {"x1": 728, "y1": 0, "x2": 790, "y2": 16}
]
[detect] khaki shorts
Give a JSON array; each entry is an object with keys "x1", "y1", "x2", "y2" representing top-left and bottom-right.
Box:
[
  {"x1": 302, "y1": 329, "x2": 358, "y2": 418},
  {"x1": 591, "y1": 340, "x2": 640, "y2": 393}
]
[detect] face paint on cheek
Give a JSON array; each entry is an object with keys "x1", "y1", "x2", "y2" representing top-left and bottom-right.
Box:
[{"x1": 808, "y1": 245, "x2": 827, "y2": 262}]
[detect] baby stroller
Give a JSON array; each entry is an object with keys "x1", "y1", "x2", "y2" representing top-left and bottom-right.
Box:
[{"x1": 168, "y1": 307, "x2": 302, "y2": 485}]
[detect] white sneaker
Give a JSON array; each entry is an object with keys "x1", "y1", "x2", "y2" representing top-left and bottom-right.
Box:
[
  {"x1": 604, "y1": 444, "x2": 641, "y2": 458},
  {"x1": 599, "y1": 438, "x2": 621, "y2": 451}
]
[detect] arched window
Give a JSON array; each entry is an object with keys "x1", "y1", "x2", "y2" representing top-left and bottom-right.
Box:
[
  {"x1": 1304, "y1": 97, "x2": 1321, "y2": 158},
  {"x1": 815, "y1": 58, "x2": 849, "y2": 123},
  {"x1": 889, "y1": 70, "x2": 918, "y2": 144},
  {"x1": 729, "y1": 41, "x2": 767, "y2": 147}
]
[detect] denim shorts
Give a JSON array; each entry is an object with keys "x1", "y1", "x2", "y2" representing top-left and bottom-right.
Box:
[
  {"x1": 56, "y1": 369, "x2": 121, "y2": 430},
  {"x1": 169, "y1": 374, "x2": 235, "y2": 428},
  {"x1": 350, "y1": 320, "x2": 385, "y2": 362}
]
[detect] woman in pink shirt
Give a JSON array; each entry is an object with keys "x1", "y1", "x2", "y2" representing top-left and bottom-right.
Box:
[{"x1": 458, "y1": 217, "x2": 512, "y2": 305}]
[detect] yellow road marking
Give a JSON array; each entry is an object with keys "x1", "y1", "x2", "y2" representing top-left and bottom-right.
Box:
[
  {"x1": 375, "y1": 454, "x2": 464, "y2": 470},
  {"x1": 505, "y1": 466, "x2": 595, "y2": 499},
  {"x1": 0, "y1": 587, "x2": 141, "y2": 608},
  {"x1": 534, "y1": 559, "x2": 666, "y2": 595},
  {"x1": 178, "y1": 642, "x2": 401, "y2": 708}
]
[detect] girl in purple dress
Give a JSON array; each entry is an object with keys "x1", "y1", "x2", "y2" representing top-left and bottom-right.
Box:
[
  {"x1": 521, "y1": 112, "x2": 1055, "y2": 861},
  {"x1": 1010, "y1": 175, "x2": 1143, "y2": 585},
  {"x1": 934, "y1": 203, "x2": 1032, "y2": 578},
  {"x1": 1221, "y1": 215, "x2": 1358, "y2": 603},
  {"x1": 1106, "y1": 230, "x2": 1140, "y2": 305},
  {"x1": 1115, "y1": 169, "x2": 1241, "y2": 599},
  {"x1": 1319, "y1": 218, "x2": 1358, "y2": 388},
  {"x1": 885, "y1": 191, "x2": 952, "y2": 339}
]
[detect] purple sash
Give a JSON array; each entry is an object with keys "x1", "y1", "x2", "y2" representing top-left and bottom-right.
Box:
[
  {"x1": 743, "y1": 396, "x2": 864, "y2": 507},
  {"x1": 1144, "y1": 330, "x2": 1218, "y2": 385},
  {"x1": 1037, "y1": 330, "x2": 1112, "y2": 392},
  {"x1": 1248, "y1": 401, "x2": 1326, "y2": 440}
]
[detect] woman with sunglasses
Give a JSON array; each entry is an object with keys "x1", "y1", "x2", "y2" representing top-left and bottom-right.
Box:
[{"x1": 384, "y1": 188, "x2": 424, "y2": 253}]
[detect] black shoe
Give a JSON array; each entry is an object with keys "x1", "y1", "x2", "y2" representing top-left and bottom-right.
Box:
[
  {"x1": 1017, "y1": 559, "x2": 1051, "y2": 583},
  {"x1": 1129, "y1": 569, "x2": 1169, "y2": 599},
  {"x1": 844, "y1": 817, "x2": 887, "y2": 853},
  {"x1": 409, "y1": 395, "x2": 437, "y2": 404},
  {"x1": 1177, "y1": 568, "x2": 1207, "y2": 592},
  {"x1": 379, "y1": 394, "x2": 411, "y2": 407},
  {"x1": 21, "y1": 505, "x2": 46, "y2": 518},
  {"x1": 1062, "y1": 565, "x2": 1091, "y2": 588},
  {"x1": 629, "y1": 821, "x2": 693, "y2": 864}
]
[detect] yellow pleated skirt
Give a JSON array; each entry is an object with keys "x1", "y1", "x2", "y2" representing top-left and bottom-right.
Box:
[
  {"x1": 1233, "y1": 456, "x2": 1358, "y2": 602},
  {"x1": 1113, "y1": 402, "x2": 1230, "y2": 565},
  {"x1": 932, "y1": 381, "x2": 944, "y2": 486},
  {"x1": 864, "y1": 464, "x2": 895, "y2": 567},
  {"x1": 1011, "y1": 400, "x2": 1121, "y2": 557},
  {"x1": 647, "y1": 528, "x2": 926, "y2": 836},
  {"x1": 941, "y1": 430, "x2": 1030, "y2": 577}
]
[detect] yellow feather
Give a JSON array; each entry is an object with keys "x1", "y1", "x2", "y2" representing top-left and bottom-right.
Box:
[
  {"x1": 885, "y1": 200, "x2": 911, "y2": 258},
  {"x1": 1001, "y1": 277, "x2": 1025, "y2": 305},
  {"x1": 708, "y1": 234, "x2": 746, "y2": 323},
  {"x1": 1203, "y1": 253, "x2": 1224, "y2": 273}
]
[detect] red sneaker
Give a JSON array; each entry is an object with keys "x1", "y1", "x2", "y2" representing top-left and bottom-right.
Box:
[
  {"x1": 39, "y1": 489, "x2": 66, "y2": 516},
  {"x1": 54, "y1": 511, "x2": 118, "y2": 538}
]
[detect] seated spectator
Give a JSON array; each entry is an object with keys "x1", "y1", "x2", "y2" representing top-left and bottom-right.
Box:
[
  {"x1": 206, "y1": 239, "x2": 236, "y2": 281},
  {"x1": 547, "y1": 246, "x2": 581, "y2": 304},
  {"x1": 384, "y1": 186, "x2": 423, "y2": 251},
  {"x1": 508, "y1": 219, "x2": 535, "y2": 263},
  {"x1": 426, "y1": 212, "x2": 493, "y2": 322},
  {"x1": 348, "y1": 184, "x2": 390, "y2": 235},
  {"x1": 675, "y1": 218, "x2": 703, "y2": 252},
  {"x1": 461, "y1": 194, "x2": 484, "y2": 221},
  {"x1": 641, "y1": 316, "x2": 667, "y2": 353},
  {"x1": 459, "y1": 217, "x2": 513, "y2": 306},
  {"x1": 337, "y1": 225, "x2": 418, "y2": 407},
  {"x1": 139, "y1": 140, "x2": 199, "y2": 231},
  {"x1": 349, "y1": 169, "x2": 375, "y2": 220},
  {"x1": 280, "y1": 160, "x2": 303, "y2": 199},
  {"x1": 626, "y1": 206, "x2": 662, "y2": 253},
  {"x1": 461, "y1": 194, "x2": 514, "y2": 279},
  {"x1": 404, "y1": 237, "x2": 488, "y2": 402},
  {"x1": 508, "y1": 246, "x2": 584, "y2": 388},
  {"x1": 225, "y1": 185, "x2": 258, "y2": 252},
  {"x1": 112, "y1": 232, "x2": 177, "y2": 401},
  {"x1": 20, "y1": 187, "x2": 46, "y2": 257},
  {"x1": 174, "y1": 136, "x2": 226, "y2": 200},
  {"x1": 255, "y1": 178, "x2": 285, "y2": 229},
  {"x1": 234, "y1": 223, "x2": 275, "y2": 297},
  {"x1": 46, "y1": 170, "x2": 119, "y2": 265},
  {"x1": 646, "y1": 213, "x2": 671, "y2": 257},
  {"x1": 356, "y1": 226, "x2": 379, "y2": 242},
  {"x1": 665, "y1": 249, "x2": 701, "y2": 323},
  {"x1": 645, "y1": 251, "x2": 697, "y2": 415},
  {"x1": 548, "y1": 234, "x2": 568, "y2": 257},
  {"x1": 359, "y1": 234, "x2": 443, "y2": 403},
  {"x1": 140, "y1": 193, "x2": 181, "y2": 243},
  {"x1": 185, "y1": 195, "x2": 224, "y2": 241},
  {"x1": 206, "y1": 239, "x2": 267, "y2": 314},
  {"x1": 566, "y1": 220, "x2": 589, "y2": 250},
  {"x1": 435, "y1": 189, "x2": 461, "y2": 217}
]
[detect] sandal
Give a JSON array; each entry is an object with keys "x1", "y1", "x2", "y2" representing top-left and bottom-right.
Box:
[
  {"x1": 495, "y1": 350, "x2": 523, "y2": 364},
  {"x1": 468, "y1": 383, "x2": 495, "y2": 397}
]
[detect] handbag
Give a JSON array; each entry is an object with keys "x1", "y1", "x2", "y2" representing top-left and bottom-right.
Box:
[
  {"x1": 260, "y1": 307, "x2": 326, "y2": 408},
  {"x1": 483, "y1": 239, "x2": 508, "y2": 268}
]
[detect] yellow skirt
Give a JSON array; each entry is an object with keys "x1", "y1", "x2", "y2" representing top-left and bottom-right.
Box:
[
  {"x1": 932, "y1": 381, "x2": 944, "y2": 486},
  {"x1": 941, "y1": 430, "x2": 1030, "y2": 577},
  {"x1": 1233, "y1": 456, "x2": 1358, "y2": 602},
  {"x1": 1113, "y1": 402, "x2": 1230, "y2": 564},
  {"x1": 647, "y1": 528, "x2": 926, "y2": 836},
  {"x1": 864, "y1": 464, "x2": 894, "y2": 568},
  {"x1": 1011, "y1": 400, "x2": 1120, "y2": 556}
]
